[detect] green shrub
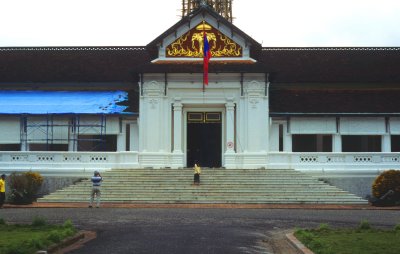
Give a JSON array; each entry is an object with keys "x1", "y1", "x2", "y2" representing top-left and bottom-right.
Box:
[
  {"x1": 394, "y1": 224, "x2": 400, "y2": 231},
  {"x1": 31, "y1": 216, "x2": 47, "y2": 227},
  {"x1": 4, "y1": 243, "x2": 31, "y2": 254},
  {"x1": 358, "y1": 220, "x2": 371, "y2": 230},
  {"x1": 28, "y1": 238, "x2": 46, "y2": 250},
  {"x1": 62, "y1": 227, "x2": 75, "y2": 237},
  {"x1": 317, "y1": 223, "x2": 330, "y2": 232},
  {"x1": 0, "y1": 218, "x2": 5, "y2": 225},
  {"x1": 295, "y1": 229, "x2": 315, "y2": 244},
  {"x1": 47, "y1": 230, "x2": 63, "y2": 243},
  {"x1": 372, "y1": 170, "x2": 400, "y2": 200},
  {"x1": 8, "y1": 171, "x2": 44, "y2": 204},
  {"x1": 63, "y1": 219, "x2": 74, "y2": 229}
]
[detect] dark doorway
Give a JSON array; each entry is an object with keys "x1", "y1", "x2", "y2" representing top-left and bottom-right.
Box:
[{"x1": 187, "y1": 112, "x2": 222, "y2": 168}]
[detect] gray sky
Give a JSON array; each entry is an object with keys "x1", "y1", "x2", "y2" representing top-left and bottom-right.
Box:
[{"x1": 1, "y1": 0, "x2": 399, "y2": 47}]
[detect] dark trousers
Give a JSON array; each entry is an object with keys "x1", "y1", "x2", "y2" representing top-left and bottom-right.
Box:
[
  {"x1": 0, "y1": 192, "x2": 5, "y2": 207},
  {"x1": 194, "y1": 173, "x2": 200, "y2": 184}
]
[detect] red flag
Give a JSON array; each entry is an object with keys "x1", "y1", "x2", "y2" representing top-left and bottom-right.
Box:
[{"x1": 203, "y1": 31, "x2": 211, "y2": 85}]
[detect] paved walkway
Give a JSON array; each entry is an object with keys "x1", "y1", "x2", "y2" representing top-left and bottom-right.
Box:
[
  {"x1": 1, "y1": 204, "x2": 399, "y2": 253},
  {"x1": 4, "y1": 202, "x2": 400, "y2": 210}
]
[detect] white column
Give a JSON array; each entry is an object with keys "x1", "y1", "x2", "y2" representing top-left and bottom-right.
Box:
[
  {"x1": 117, "y1": 122, "x2": 126, "y2": 152},
  {"x1": 283, "y1": 121, "x2": 292, "y2": 152},
  {"x1": 225, "y1": 101, "x2": 235, "y2": 153},
  {"x1": 21, "y1": 140, "x2": 28, "y2": 151},
  {"x1": 284, "y1": 134, "x2": 292, "y2": 152},
  {"x1": 382, "y1": 134, "x2": 391, "y2": 152},
  {"x1": 333, "y1": 134, "x2": 342, "y2": 152},
  {"x1": 68, "y1": 133, "x2": 76, "y2": 151},
  {"x1": 173, "y1": 101, "x2": 183, "y2": 153},
  {"x1": 243, "y1": 81, "x2": 268, "y2": 152}
]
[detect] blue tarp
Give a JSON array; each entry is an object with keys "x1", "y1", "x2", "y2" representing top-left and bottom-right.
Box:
[{"x1": 0, "y1": 91, "x2": 132, "y2": 114}]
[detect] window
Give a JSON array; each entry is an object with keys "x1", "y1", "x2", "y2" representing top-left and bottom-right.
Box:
[
  {"x1": 0, "y1": 144, "x2": 20, "y2": 151},
  {"x1": 292, "y1": 135, "x2": 332, "y2": 152},
  {"x1": 342, "y1": 135, "x2": 381, "y2": 152},
  {"x1": 278, "y1": 124, "x2": 284, "y2": 152},
  {"x1": 78, "y1": 135, "x2": 117, "y2": 152},
  {"x1": 29, "y1": 144, "x2": 68, "y2": 151},
  {"x1": 391, "y1": 135, "x2": 400, "y2": 152},
  {"x1": 126, "y1": 124, "x2": 131, "y2": 151}
]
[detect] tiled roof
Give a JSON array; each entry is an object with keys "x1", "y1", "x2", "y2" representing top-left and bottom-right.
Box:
[
  {"x1": 0, "y1": 47, "x2": 149, "y2": 82},
  {"x1": 0, "y1": 46, "x2": 146, "y2": 51},
  {"x1": 270, "y1": 86, "x2": 400, "y2": 115},
  {"x1": 0, "y1": 46, "x2": 400, "y2": 83},
  {"x1": 258, "y1": 48, "x2": 400, "y2": 83},
  {"x1": 262, "y1": 47, "x2": 400, "y2": 51}
]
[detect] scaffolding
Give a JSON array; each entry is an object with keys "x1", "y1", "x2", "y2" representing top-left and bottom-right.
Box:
[
  {"x1": 20, "y1": 114, "x2": 107, "y2": 152},
  {"x1": 182, "y1": 0, "x2": 234, "y2": 23}
]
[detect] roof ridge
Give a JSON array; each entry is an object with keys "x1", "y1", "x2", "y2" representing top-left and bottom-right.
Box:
[
  {"x1": 0, "y1": 46, "x2": 147, "y2": 51},
  {"x1": 262, "y1": 47, "x2": 400, "y2": 51}
]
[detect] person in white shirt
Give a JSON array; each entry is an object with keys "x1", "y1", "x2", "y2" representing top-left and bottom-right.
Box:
[{"x1": 89, "y1": 171, "x2": 102, "y2": 208}]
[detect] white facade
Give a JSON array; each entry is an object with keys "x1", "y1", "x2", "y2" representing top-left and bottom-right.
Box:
[
  {"x1": 1, "y1": 86, "x2": 400, "y2": 174},
  {"x1": 0, "y1": 9, "x2": 399, "y2": 176},
  {"x1": 138, "y1": 73, "x2": 268, "y2": 169}
]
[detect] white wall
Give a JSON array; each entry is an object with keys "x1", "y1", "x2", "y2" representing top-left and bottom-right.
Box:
[
  {"x1": 269, "y1": 122, "x2": 280, "y2": 151},
  {"x1": 340, "y1": 117, "x2": 385, "y2": 134},
  {"x1": 290, "y1": 117, "x2": 336, "y2": 134},
  {"x1": 139, "y1": 77, "x2": 170, "y2": 153},
  {"x1": 390, "y1": 117, "x2": 400, "y2": 134},
  {"x1": 0, "y1": 116, "x2": 20, "y2": 144}
]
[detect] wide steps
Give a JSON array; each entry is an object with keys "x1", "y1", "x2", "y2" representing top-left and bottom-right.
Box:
[{"x1": 38, "y1": 168, "x2": 367, "y2": 204}]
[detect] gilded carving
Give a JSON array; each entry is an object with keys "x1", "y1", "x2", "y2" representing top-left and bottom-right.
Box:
[{"x1": 166, "y1": 23, "x2": 242, "y2": 58}]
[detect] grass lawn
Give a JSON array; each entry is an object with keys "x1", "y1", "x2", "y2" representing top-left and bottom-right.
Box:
[
  {"x1": 0, "y1": 218, "x2": 77, "y2": 254},
  {"x1": 294, "y1": 223, "x2": 400, "y2": 254}
]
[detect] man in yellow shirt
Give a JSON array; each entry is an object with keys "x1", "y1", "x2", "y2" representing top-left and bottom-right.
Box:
[
  {"x1": 193, "y1": 163, "x2": 201, "y2": 185},
  {"x1": 0, "y1": 174, "x2": 6, "y2": 208}
]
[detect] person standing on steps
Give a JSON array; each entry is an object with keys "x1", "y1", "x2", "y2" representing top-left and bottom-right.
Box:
[
  {"x1": 193, "y1": 163, "x2": 201, "y2": 185},
  {"x1": 89, "y1": 171, "x2": 102, "y2": 208},
  {"x1": 0, "y1": 174, "x2": 6, "y2": 209}
]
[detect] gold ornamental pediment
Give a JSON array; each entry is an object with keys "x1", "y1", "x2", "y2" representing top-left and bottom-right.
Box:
[{"x1": 166, "y1": 22, "x2": 242, "y2": 58}]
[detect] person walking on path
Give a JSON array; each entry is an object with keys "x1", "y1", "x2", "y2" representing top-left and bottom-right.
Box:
[
  {"x1": 193, "y1": 163, "x2": 201, "y2": 185},
  {"x1": 0, "y1": 174, "x2": 6, "y2": 208},
  {"x1": 89, "y1": 171, "x2": 102, "y2": 208}
]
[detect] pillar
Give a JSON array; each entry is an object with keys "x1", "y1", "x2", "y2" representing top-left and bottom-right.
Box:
[
  {"x1": 173, "y1": 100, "x2": 183, "y2": 153},
  {"x1": 225, "y1": 101, "x2": 235, "y2": 153}
]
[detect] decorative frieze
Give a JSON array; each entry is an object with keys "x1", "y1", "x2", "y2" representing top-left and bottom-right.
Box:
[
  {"x1": 244, "y1": 81, "x2": 264, "y2": 97},
  {"x1": 143, "y1": 81, "x2": 165, "y2": 97}
]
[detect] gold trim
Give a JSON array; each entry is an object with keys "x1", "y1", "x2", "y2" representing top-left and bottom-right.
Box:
[
  {"x1": 205, "y1": 112, "x2": 221, "y2": 122},
  {"x1": 188, "y1": 112, "x2": 203, "y2": 122},
  {"x1": 196, "y1": 23, "x2": 212, "y2": 31},
  {"x1": 166, "y1": 22, "x2": 242, "y2": 58}
]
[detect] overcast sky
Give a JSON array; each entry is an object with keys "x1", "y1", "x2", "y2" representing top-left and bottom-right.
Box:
[{"x1": 1, "y1": 0, "x2": 399, "y2": 47}]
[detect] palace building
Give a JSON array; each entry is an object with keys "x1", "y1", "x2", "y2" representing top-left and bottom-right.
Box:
[{"x1": 1, "y1": 1, "x2": 400, "y2": 196}]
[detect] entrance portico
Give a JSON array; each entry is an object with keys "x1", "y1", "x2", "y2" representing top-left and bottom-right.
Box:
[{"x1": 139, "y1": 72, "x2": 269, "y2": 169}]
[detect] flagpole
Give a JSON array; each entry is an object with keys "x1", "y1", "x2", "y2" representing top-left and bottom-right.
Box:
[{"x1": 202, "y1": 20, "x2": 205, "y2": 93}]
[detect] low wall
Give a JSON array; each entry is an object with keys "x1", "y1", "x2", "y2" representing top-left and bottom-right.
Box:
[
  {"x1": 0, "y1": 151, "x2": 140, "y2": 173},
  {"x1": 3, "y1": 176, "x2": 87, "y2": 201},
  {"x1": 38, "y1": 176, "x2": 87, "y2": 196},
  {"x1": 317, "y1": 176, "x2": 376, "y2": 199}
]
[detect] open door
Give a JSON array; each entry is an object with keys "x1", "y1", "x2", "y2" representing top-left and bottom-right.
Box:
[{"x1": 187, "y1": 112, "x2": 221, "y2": 168}]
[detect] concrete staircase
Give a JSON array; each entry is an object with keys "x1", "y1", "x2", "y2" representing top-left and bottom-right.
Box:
[{"x1": 37, "y1": 168, "x2": 367, "y2": 204}]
